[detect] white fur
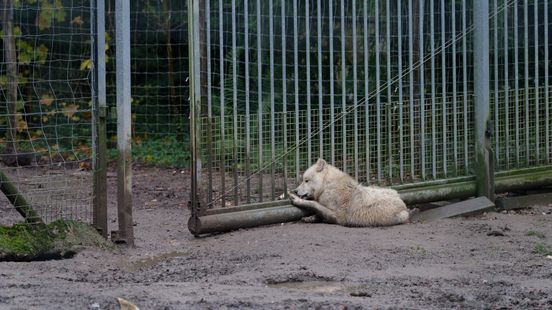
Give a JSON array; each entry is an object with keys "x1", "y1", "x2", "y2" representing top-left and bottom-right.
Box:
[{"x1": 289, "y1": 158, "x2": 409, "y2": 227}]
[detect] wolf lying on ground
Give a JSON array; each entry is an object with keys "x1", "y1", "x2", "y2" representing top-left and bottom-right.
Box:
[{"x1": 288, "y1": 158, "x2": 410, "y2": 227}]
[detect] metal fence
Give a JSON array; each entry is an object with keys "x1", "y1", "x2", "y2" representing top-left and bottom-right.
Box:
[
  {"x1": 188, "y1": 0, "x2": 552, "y2": 220},
  {"x1": 0, "y1": 0, "x2": 97, "y2": 226}
]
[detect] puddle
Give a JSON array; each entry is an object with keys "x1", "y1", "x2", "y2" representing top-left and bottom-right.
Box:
[
  {"x1": 125, "y1": 251, "x2": 189, "y2": 272},
  {"x1": 267, "y1": 280, "x2": 371, "y2": 297}
]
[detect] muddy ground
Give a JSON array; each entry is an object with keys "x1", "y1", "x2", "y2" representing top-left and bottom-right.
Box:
[{"x1": 1, "y1": 166, "x2": 552, "y2": 309}]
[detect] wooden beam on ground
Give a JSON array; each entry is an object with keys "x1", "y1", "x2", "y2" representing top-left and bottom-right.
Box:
[
  {"x1": 410, "y1": 196, "x2": 495, "y2": 222},
  {"x1": 495, "y1": 192, "x2": 552, "y2": 211},
  {"x1": 0, "y1": 169, "x2": 42, "y2": 224}
]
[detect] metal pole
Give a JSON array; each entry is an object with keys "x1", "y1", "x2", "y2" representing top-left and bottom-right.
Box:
[
  {"x1": 473, "y1": 0, "x2": 494, "y2": 200},
  {"x1": 188, "y1": 0, "x2": 202, "y2": 229},
  {"x1": 115, "y1": 0, "x2": 133, "y2": 245},
  {"x1": 92, "y1": 0, "x2": 108, "y2": 238}
]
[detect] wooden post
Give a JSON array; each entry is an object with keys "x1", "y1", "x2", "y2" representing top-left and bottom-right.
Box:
[
  {"x1": 115, "y1": 0, "x2": 134, "y2": 246},
  {"x1": 91, "y1": 0, "x2": 108, "y2": 238},
  {"x1": 473, "y1": 1, "x2": 494, "y2": 200},
  {"x1": 1, "y1": 0, "x2": 17, "y2": 156}
]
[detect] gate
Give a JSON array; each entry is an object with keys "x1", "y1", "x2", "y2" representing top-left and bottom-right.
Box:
[{"x1": 188, "y1": 0, "x2": 552, "y2": 235}]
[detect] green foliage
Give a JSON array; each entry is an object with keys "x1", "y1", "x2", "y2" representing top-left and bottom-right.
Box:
[
  {"x1": 122, "y1": 136, "x2": 190, "y2": 168},
  {"x1": 97, "y1": 135, "x2": 188, "y2": 167}
]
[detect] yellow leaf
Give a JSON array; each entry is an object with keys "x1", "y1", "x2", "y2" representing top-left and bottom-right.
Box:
[
  {"x1": 16, "y1": 119, "x2": 28, "y2": 132},
  {"x1": 80, "y1": 59, "x2": 92, "y2": 71},
  {"x1": 62, "y1": 104, "x2": 79, "y2": 118},
  {"x1": 40, "y1": 94, "x2": 54, "y2": 106},
  {"x1": 71, "y1": 16, "x2": 84, "y2": 25},
  {"x1": 42, "y1": 115, "x2": 49, "y2": 122}
]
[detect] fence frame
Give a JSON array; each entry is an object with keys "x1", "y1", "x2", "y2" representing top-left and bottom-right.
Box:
[
  {"x1": 91, "y1": 0, "x2": 108, "y2": 238},
  {"x1": 187, "y1": 0, "x2": 552, "y2": 235}
]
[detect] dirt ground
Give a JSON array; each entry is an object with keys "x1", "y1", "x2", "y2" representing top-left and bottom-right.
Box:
[{"x1": 1, "y1": 166, "x2": 552, "y2": 309}]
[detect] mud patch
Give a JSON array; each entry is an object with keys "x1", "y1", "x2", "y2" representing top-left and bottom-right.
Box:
[{"x1": 124, "y1": 251, "x2": 190, "y2": 272}]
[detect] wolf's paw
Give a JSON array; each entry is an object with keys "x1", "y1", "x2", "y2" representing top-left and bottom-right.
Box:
[{"x1": 288, "y1": 191, "x2": 305, "y2": 206}]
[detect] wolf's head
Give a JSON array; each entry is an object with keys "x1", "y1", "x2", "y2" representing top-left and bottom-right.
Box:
[{"x1": 293, "y1": 158, "x2": 328, "y2": 200}]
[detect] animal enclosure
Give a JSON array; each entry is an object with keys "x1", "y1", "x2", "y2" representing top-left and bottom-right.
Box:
[{"x1": 188, "y1": 0, "x2": 552, "y2": 222}]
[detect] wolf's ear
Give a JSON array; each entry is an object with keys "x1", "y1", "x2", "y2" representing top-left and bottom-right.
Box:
[{"x1": 315, "y1": 158, "x2": 327, "y2": 172}]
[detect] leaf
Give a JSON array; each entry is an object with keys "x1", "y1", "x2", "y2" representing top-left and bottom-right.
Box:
[
  {"x1": 62, "y1": 104, "x2": 79, "y2": 118},
  {"x1": 40, "y1": 94, "x2": 54, "y2": 106},
  {"x1": 16, "y1": 118, "x2": 28, "y2": 132},
  {"x1": 80, "y1": 59, "x2": 93, "y2": 71},
  {"x1": 71, "y1": 16, "x2": 84, "y2": 25}
]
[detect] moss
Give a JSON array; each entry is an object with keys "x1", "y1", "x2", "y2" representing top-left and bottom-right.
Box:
[
  {"x1": 526, "y1": 230, "x2": 546, "y2": 239},
  {"x1": 0, "y1": 220, "x2": 112, "y2": 261}
]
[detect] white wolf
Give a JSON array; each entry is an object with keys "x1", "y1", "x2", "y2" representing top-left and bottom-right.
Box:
[{"x1": 288, "y1": 158, "x2": 410, "y2": 227}]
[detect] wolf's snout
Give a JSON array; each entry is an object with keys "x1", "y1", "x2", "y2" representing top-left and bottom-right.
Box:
[{"x1": 291, "y1": 188, "x2": 298, "y2": 194}]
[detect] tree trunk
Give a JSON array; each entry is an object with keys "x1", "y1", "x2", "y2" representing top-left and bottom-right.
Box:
[{"x1": 1, "y1": 0, "x2": 17, "y2": 156}]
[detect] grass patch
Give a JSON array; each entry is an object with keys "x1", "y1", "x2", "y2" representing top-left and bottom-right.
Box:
[
  {"x1": 533, "y1": 243, "x2": 552, "y2": 256},
  {"x1": 0, "y1": 220, "x2": 112, "y2": 261},
  {"x1": 526, "y1": 230, "x2": 546, "y2": 239}
]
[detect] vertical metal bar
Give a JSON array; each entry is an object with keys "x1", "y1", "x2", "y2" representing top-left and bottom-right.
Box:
[
  {"x1": 493, "y1": 0, "x2": 499, "y2": 168},
  {"x1": 523, "y1": 0, "x2": 529, "y2": 166},
  {"x1": 269, "y1": 0, "x2": 276, "y2": 200},
  {"x1": 219, "y1": 0, "x2": 226, "y2": 207},
  {"x1": 353, "y1": 0, "x2": 359, "y2": 180},
  {"x1": 420, "y1": 0, "x2": 426, "y2": 180},
  {"x1": 376, "y1": 0, "x2": 382, "y2": 182},
  {"x1": 341, "y1": 0, "x2": 347, "y2": 172},
  {"x1": 534, "y1": 0, "x2": 539, "y2": 162},
  {"x1": 504, "y1": 0, "x2": 509, "y2": 168},
  {"x1": 281, "y1": 0, "x2": 288, "y2": 196},
  {"x1": 293, "y1": 0, "x2": 300, "y2": 183},
  {"x1": 188, "y1": 0, "x2": 203, "y2": 234},
  {"x1": 545, "y1": 0, "x2": 550, "y2": 164},
  {"x1": 397, "y1": 0, "x2": 403, "y2": 182},
  {"x1": 232, "y1": 0, "x2": 239, "y2": 205},
  {"x1": 514, "y1": 0, "x2": 519, "y2": 166},
  {"x1": 474, "y1": 0, "x2": 494, "y2": 199},
  {"x1": 91, "y1": 0, "x2": 107, "y2": 238},
  {"x1": 317, "y1": 0, "x2": 323, "y2": 160},
  {"x1": 306, "y1": 0, "x2": 312, "y2": 165},
  {"x1": 452, "y1": 0, "x2": 458, "y2": 174},
  {"x1": 256, "y1": 0, "x2": 263, "y2": 201},
  {"x1": 244, "y1": 0, "x2": 251, "y2": 203},
  {"x1": 363, "y1": 0, "x2": 370, "y2": 182},
  {"x1": 386, "y1": 0, "x2": 392, "y2": 182},
  {"x1": 408, "y1": 0, "x2": 414, "y2": 181},
  {"x1": 441, "y1": 0, "x2": 447, "y2": 177},
  {"x1": 115, "y1": 0, "x2": 134, "y2": 245},
  {"x1": 430, "y1": 0, "x2": 436, "y2": 178},
  {"x1": 330, "y1": 1, "x2": 336, "y2": 165},
  {"x1": 306, "y1": 0, "x2": 312, "y2": 166},
  {"x1": 462, "y1": 0, "x2": 468, "y2": 174},
  {"x1": 206, "y1": 0, "x2": 214, "y2": 205}
]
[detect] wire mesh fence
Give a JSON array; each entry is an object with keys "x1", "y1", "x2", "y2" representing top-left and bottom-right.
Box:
[
  {"x1": 105, "y1": 0, "x2": 189, "y2": 168},
  {"x1": 191, "y1": 0, "x2": 552, "y2": 212},
  {"x1": 0, "y1": 0, "x2": 95, "y2": 225},
  {"x1": 194, "y1": 0, "x2": 479, "y2": 209}
]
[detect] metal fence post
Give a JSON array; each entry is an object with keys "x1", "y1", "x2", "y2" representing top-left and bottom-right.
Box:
[
  {"x1": 473, "y1": 0, "x2": 494, "y2": 200},
  {"x1": 91, "y1": 0, "x2": 108, "y2": 238},
  {"x1": 115, "y1": 0, "x2": 134, "y2": 245},
  {"x1": 188, "y1": 0, "x2": 203, "y2": 235}
]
